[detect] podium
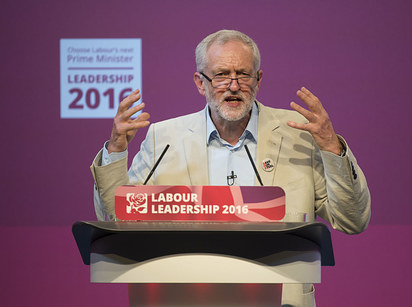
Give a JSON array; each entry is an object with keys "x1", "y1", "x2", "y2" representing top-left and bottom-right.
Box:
[{"x1": 73, "y1": 221, "x2": 334, "y2": 306}]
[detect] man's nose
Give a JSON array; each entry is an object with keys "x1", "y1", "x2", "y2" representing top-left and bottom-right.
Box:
[{"x1": 228, "y1": 78, "x2": 241, "y2": 91}]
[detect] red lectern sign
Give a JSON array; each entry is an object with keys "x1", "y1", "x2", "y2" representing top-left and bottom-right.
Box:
[{"x1": 115, "y1": 186, "x2": 285, "y2": 222}]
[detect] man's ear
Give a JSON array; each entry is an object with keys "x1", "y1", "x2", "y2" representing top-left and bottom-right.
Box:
[
  {"x1": 194, "y1": 72, "x2": 206, "y2": 96},
  {"x1": 256, "y1": 70, "x2": 263, "y2": 90}
]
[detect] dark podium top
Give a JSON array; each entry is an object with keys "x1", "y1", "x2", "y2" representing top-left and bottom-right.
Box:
[{"x1": 72, "y1": 221, "x2": 334, "y2": 266}]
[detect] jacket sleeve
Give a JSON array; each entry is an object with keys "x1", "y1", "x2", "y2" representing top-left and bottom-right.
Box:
[
  {"x1": 90, "y1": 149, "x2": 129, "y2": 221},
  {"x1": 90, "y1": 125, "x2": 156, "y2": 221},
  {"x1": 313, "y1": 137, "x2": 371, "y2": 234}
]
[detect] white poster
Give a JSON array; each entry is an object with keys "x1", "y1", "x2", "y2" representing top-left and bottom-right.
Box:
[{"x1": 60, "y1": 38, "x2": 142, "y2": 118}]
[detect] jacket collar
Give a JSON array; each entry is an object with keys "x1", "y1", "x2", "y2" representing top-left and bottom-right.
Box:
[{"x1": 183, "y1": 101, "x2": 282, "y2": 186}]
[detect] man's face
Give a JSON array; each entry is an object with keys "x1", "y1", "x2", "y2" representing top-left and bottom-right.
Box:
[{"x1": 199, "y1": 41, "x2": 262, "y2": 123}]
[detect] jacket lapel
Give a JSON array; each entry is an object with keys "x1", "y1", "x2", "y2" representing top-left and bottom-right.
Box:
[
  {"x1": 256, "y1": 102, "x2": 282, "y2": 186},
  {"x1": 183, "y1": 108, "x2": 209, "y2": 185}
]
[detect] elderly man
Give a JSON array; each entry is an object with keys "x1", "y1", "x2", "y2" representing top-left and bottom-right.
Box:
[{"x1": 91, "y1": 30, "x2": 370, "y2": 306}]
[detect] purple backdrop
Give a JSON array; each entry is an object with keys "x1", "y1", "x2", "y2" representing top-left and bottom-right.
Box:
[{"x1": 1, "y1": 0, "x2": 411, "y2": 305}]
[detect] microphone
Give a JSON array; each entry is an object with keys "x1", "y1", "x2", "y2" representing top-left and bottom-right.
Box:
[
  {"x1": 244, "y1": 144, "x2": 264, "y2": 186},
  {"x1": 227, "y1": 170, "x2": 237, "y2": 186},
  {"x1": 143, "y1": 144, "x2": 170, "y2": 185}
]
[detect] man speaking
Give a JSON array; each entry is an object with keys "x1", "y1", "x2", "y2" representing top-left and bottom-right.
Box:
[{"x1": 91, "y1": 30, "x2": 371, "y2": 306}]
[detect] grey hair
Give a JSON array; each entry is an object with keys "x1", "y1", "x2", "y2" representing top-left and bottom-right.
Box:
[{"x1": 195, "y1": 29, "x2": 261, "y2": 73}]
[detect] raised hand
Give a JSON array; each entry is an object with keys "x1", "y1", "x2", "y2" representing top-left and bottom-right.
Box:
[
  {"x1": 287, "y1": 87, "x2": 342, "y2": 155},
  {"x1": 107, "y1": 89, "x2": 150, "y2": 153}
]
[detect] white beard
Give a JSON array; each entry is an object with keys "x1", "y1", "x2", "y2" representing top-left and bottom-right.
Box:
[{"x1": 205, "y1": 88, "x2": 256, "y2": 122}]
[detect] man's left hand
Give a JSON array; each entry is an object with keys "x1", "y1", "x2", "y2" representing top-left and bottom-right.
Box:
[{"x1": 287, "y1": 87, "x2": 342, "y2": 155}]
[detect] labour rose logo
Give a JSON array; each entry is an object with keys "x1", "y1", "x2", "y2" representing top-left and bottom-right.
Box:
[{"x1": 126, "y1": 193, "x2": 148, "y2": 214}]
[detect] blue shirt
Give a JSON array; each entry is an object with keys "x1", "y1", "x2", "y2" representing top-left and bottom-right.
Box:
[{"x1": 206, "y1": 102, "x2": 258, "y2": 186}]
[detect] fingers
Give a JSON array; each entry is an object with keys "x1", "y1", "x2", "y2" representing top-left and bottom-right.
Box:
[
  {"x1": 114, "y1": 89, "x2": 150, "y2": 133},
  {"x1": 291, "y1": 86, "x2": 327, "y2": 121},
  {"x1": 118, "y1": 89, "x2": 141, "y2": 113},
  {"x1": 288, "y1": 86, "x2": 321, "y2": 131},
  {"x1": 116, "y1": 88, "x2": 148, "y2": 120},
  {"x1": 135, "y1": 111, "x2": 150, "y2": 122},
  {"x1": 122, "y1": 102, "x2": 147, "y2": 120},
  {"x1": 108, "y1": 88, "x2": 151, "y2": 153},
  {"x1": 286, "y1": 120, "x2": 308, "y2": 131},
  {"x1": 296, "y1": 87, "x2": 323, "y2": 113},
  {"x1": 290, "y1": 101, "x2": 316, "y2": 122},
  {"x1": 288, "y1": 87, "x2": 342, "y2": 154},
  {"x1": 129, "y1": 111, "x2": 151, "y2": 129}
]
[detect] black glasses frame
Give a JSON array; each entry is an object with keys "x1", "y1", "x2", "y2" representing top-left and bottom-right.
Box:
[{"x1": 200, "y1": 72, "x2": 260, "y2": 89}]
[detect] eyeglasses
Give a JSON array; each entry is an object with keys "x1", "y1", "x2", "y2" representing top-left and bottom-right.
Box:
[{"x1": 200, "y1": 72, "x2": 260, "y2": 90}]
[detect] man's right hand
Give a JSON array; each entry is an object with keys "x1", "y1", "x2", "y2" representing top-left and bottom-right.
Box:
[{"x1": 107, "y1": 89, "x2": 150, "y2": 153}]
